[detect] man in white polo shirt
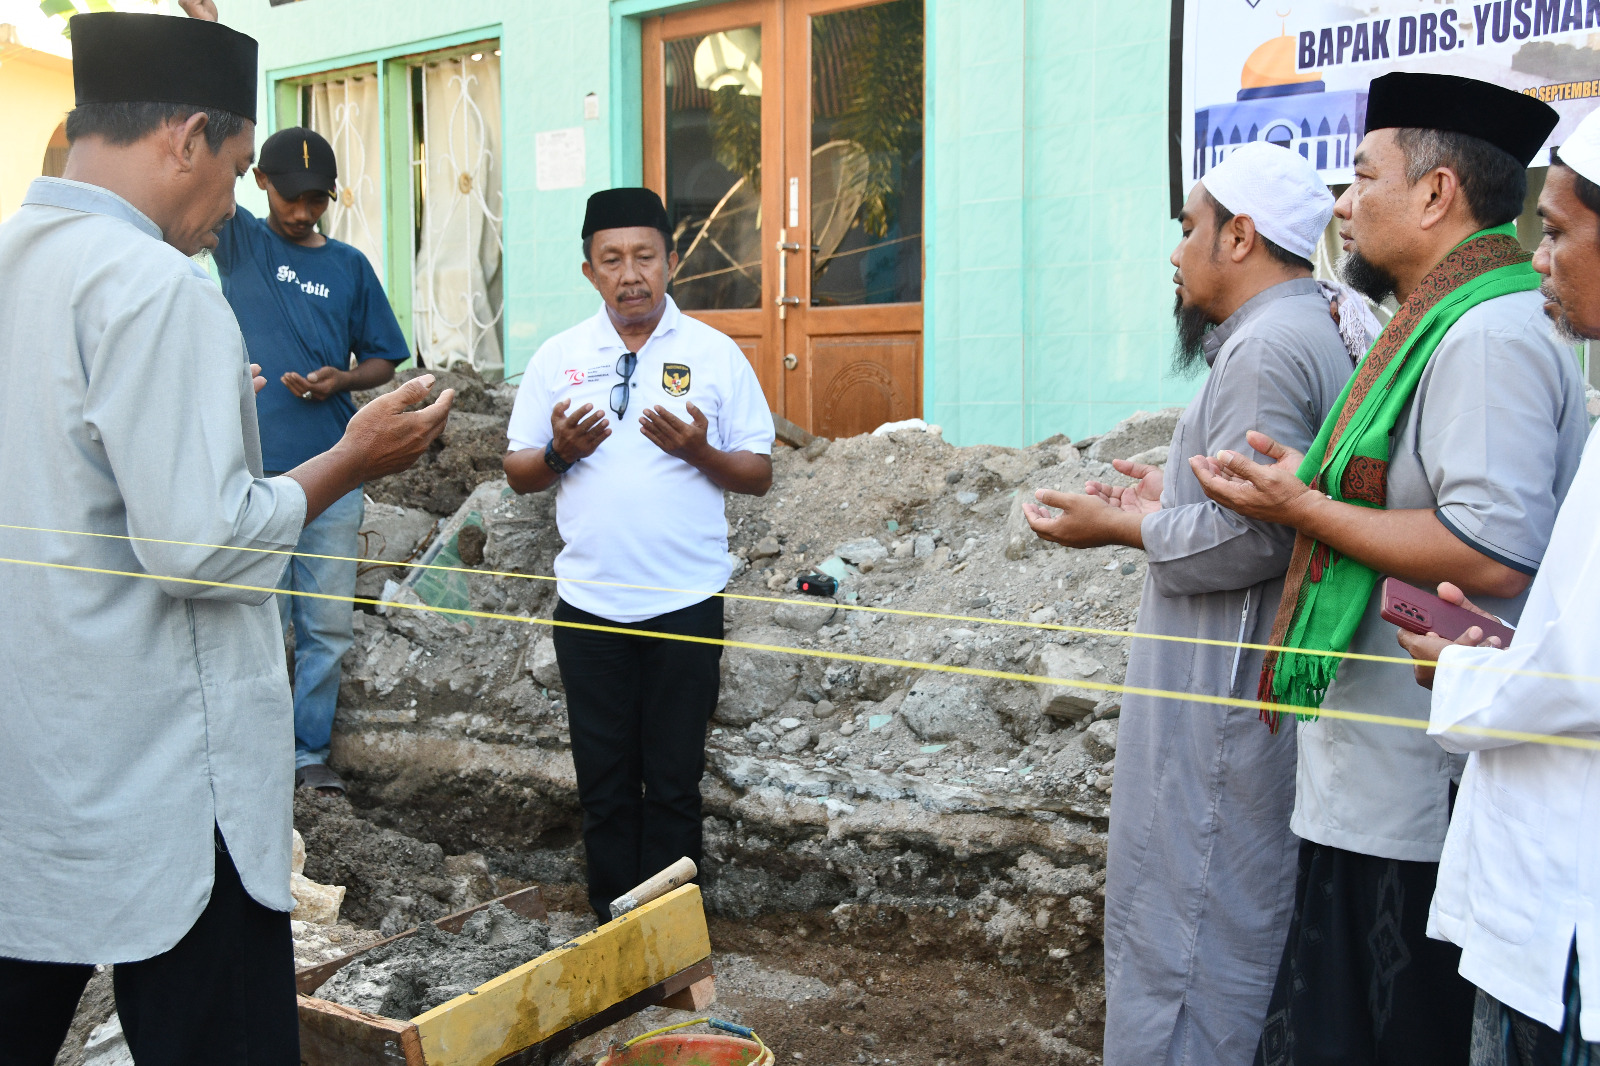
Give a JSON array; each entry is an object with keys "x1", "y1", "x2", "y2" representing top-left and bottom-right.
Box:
[{"x1": 504, "y1": 188, "x2": 773, "y2": 920}]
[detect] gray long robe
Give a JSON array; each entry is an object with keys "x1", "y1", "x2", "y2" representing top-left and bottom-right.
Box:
[
  {"x1": 0, "y1": 179, "x2": 307, "y2": 964},
  {"x1": 1101, "y1": 279, "x2": 1353, "y2": 1066}
]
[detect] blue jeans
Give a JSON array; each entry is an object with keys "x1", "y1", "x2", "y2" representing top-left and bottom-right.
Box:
[{"x1": 276, "y1": 488, "x2": 364, "y2": 770}]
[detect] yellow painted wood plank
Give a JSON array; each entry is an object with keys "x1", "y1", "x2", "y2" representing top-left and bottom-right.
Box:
[{"x1": 413, "y1": 884, "x2": 711, "y2": 1066}]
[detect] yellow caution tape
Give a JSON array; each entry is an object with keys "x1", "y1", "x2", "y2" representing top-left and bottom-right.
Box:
[
  {"x1": 1, "y1": 522, "x2": 1586, "y2": 681},
  {"x1": 3, "y1": 551, "x2": 1596, "y2": 753}
]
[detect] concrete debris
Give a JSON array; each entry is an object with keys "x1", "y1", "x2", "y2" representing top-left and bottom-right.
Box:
[
  {"x1": 81, "y1": 1017, "x2": 131, "y2": 1066},
  {"x1": 290, "y1": 829, "x2": 347, "y2": 925},
  {"x1": 315, "y1": 902, "x2": 552, "y2": 1018},
  {"x1": 1084, "y1": 408, "x2": 1183, "y2": 463},
  {"x1": 1033, "y1": 645, "x2": 1110, "y2": 721},
  {"x1": 356, "y1": 502, "x2": 440, "y2": 601},
  {"x1": 318, "y1": 405, "x2": 1190, "y2": 1029}
]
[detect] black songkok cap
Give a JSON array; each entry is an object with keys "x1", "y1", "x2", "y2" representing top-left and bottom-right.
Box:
[
  {"x1": 1365, "y1": 72, "x2": 1558, "y2": 167},
  {"x1": 70, "y1": 12, "x2": 258, "y2": 122},
  {"x1": 582, "y1": 187, "x2": 671, "y2": 239},
  {"x1": 259, "y1": 127, "x2": 339, "y2": 200}
]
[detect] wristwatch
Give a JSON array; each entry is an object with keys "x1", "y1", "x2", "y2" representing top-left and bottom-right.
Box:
[{"x1": 544, "y1": 439, "x2": 576, "y2": 474}]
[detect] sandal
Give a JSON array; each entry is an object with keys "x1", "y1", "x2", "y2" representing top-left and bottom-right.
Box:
[{"x1": 294, "y1": 762, "x2": 346, "y2": 797}]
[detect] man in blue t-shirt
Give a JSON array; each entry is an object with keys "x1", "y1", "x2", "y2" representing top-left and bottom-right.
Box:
[{"x1": 214, "y1": 126, "x2": 409, "y2": 796}]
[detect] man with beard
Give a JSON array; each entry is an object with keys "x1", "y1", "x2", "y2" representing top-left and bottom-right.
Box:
[
  {"x1": 0, "y1": 5, "x2": 452, "y2": 1063},
  {"x1": 502, "y1": 188, "x2": 773, "y2": 921},
  {"x1": 1393, "y1": 107, "x2": 1600, "y2": 1066},
  {"x1": 1192, "y1": 73, "x2": 1587, "y2": 1066},
  {"x1": 1024, "y1": 141, "x2": 1355, "y2": 1066}
]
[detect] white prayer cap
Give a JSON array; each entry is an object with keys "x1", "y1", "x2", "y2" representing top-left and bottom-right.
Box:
[
  {"x1": 1557, "y1": 106, "x2": 1600, "y2": 187},
  {"x1": 1197, "y1": 142, "x2": 1334, "y2": 262}
]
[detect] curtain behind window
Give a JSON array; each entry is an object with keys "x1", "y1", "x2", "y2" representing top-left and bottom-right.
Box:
[
  {"x1": 307, "y1": 74, "x2": 385, "y2": 284},
  {"x1": 413, "y1": 53, "x2": 503, "y2": 376}
]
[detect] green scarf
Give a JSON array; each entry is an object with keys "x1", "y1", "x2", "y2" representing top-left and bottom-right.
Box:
[{"x1": 1259, "y1": 224, "x2": 1539, "y2": 725}]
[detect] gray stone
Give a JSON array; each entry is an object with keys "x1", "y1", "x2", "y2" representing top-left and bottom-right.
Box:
[
  {"x1": 811, "y1": 698, "x2": 836, "y2": 718},
  {"x1": 1085, "y1": 408, "x2": 1183, "y2": 463},
  {"x1": 526, "y1": 634, "x2": 562, "y2": 690},
  {"x1": 1034, "y1": 645, "x2": 1108, "y2": 720},
  {"x1": 355, "y1": 503, "x2": 440, "y2": 601},
  {"x1": 944, "y1": 469, "x2": 964, "y2": 484},
  {"x1": 981, "y1": 452, "x2": 1038, "y2": 485},
  {"x1": 749, "y1": 536, "x2": 782, "y2": 560},
  {"x1": 773, "y1": 600, "x2": 837, "y2": 632},
  {"x1": 913, "y1": 534, "x2": 935, "y2": 558},
  {"x1": 835, "y1": 539, "x2": 887, "y2": 567},
  {"x1": 956, "y1": 491, "x2": 979, "y2": 506},
  {"x1": 1125, "y1": 444, "x2": 1169, "y2": 468},
  {"x1": 1083, "y1": 718, "x2": 1119, "y2": 762},
  {"x1": 901, "y1": 680, "x2": 988, "y2": 742},
  {"x1": 776, "y1": 726, "x2": 813, "y2": 754},
  {"x1": 716, "y1": 626, "x2": 801, "y2": 726},
  {"x1": 1004, "y1": 492, "x2": 1034, "y2": 561},
  {"x1": 778, "y1": 717, "x2": 802, "y2": 731}
]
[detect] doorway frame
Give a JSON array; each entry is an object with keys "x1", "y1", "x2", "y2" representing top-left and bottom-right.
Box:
[{"x1": 609, "y1": 0, "x2": 939, "y2": 420}]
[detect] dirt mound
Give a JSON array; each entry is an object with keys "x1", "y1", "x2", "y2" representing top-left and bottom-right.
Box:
[{"x1": 294, "y1": 791, "x2": 496, "y2": 932}]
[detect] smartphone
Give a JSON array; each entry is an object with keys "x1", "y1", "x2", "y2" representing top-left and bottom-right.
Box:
[{"x1": 1380, "y1": 577, "x2": 1515, "y2": 647}]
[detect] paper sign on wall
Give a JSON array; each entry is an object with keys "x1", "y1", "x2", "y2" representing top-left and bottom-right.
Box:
[{"x1": 536, "y1": 127, "x2": 586, "y2": 191}]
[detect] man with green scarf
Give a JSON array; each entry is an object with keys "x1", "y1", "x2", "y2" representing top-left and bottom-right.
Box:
[{"x1": 1193, "y1": 73, "x2": 1588, "y2": 1066}]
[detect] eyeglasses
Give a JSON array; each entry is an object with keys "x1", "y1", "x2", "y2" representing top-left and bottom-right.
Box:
[{"x1": 609, "y1": 352, "x2": 638, "y2": 419}]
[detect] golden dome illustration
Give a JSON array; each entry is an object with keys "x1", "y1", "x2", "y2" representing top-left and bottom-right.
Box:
[{"x1": 1242, "y1": 34, "x2": 1321, "y2": 90}]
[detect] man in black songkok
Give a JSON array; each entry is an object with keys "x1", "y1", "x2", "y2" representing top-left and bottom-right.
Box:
[{"x1": 1194, "y1": 70, "x2": 1590, "y2": 1066}]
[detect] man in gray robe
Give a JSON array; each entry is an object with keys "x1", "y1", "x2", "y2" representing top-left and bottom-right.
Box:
[
  {"x1": 0, "y1": 8, "x2": 451, "y2": 1063},
  {"x1": 1026, "y1": 142, "x2": 1355, "y2": 1066}
]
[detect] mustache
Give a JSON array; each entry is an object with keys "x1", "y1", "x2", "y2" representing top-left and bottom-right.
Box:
[{"x1": 1539, "y1": 281, "x2": 1589, "y2": 343}]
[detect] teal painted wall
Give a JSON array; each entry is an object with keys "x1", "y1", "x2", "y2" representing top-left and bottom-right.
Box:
[
  {"x1": 212, "y1": 0, "x2": 1194, "y2": 445},
  {"x1": 926, "y1": 0, "x2": 1194, "y2": 446},
  {"x1": 212, "y1": 0, "x2": 617, "y2": 383}
]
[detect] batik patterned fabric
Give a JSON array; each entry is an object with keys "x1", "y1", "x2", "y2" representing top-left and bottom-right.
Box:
[
  {"x1": 1254, "y1": 840, "x2": 1476, "y2": 1066},
  {"x1": 1470, "y1": 949, "x2": 1598, "y2": 1066}
]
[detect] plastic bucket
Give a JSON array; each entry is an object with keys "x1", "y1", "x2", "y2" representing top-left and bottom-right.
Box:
[{"x1": 596, "y1": 1033, "x2": 774, "y2": 1066}]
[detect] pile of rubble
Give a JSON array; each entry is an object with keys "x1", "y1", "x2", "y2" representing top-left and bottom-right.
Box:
[{"x1": 327, "y1": 372, "x2": 1184, "y2": 1033}]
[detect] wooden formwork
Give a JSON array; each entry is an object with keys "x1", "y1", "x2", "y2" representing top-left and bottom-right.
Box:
[{"x1": 296, "y1": 885, "x2": 715, "y2": 1066}]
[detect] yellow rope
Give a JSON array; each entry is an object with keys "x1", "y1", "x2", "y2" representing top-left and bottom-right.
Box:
[
  {"x1": 2, "y1": 521, "x2": 1593, "y2": 682},
  {"x1": 4, "y1": 551, "x2": 1597, "y2": 752}
]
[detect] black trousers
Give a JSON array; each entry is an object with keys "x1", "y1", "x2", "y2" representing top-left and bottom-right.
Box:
[
  {"x1": 1255, "y1": 839, "x2": 1477, "y2": 1066},
  {"x1": 553, "y1": 595, "x2": 724, "y2": 921},
  {"x1": 0, "y1": 831, "x2": 299, "y2": 1066}
]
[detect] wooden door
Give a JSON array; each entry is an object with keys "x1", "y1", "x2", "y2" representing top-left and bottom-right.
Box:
[
  {"x1": 643, "y1": 0, "x2": 924, "y2": 438},
  {"x1": 643, "y1": 2, "x2": 784, "y2": 407},
  {"x1": 778, "y1": 0, "x2": 924, "y2": 438}
]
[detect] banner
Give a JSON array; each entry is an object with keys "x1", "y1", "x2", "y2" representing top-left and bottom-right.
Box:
[{"x1": 1177, "y1": 0, "x2": 1600, "y2": 195}]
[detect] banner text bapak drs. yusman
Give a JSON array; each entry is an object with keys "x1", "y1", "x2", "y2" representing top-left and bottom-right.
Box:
[{"x1": 1179, "y1": 0, "x2": 1600, "y2": 190}]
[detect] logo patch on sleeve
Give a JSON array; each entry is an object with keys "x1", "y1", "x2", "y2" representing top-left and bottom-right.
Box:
[{"x1": 662, "y1": 363, "x2": 691, "y2": 397}]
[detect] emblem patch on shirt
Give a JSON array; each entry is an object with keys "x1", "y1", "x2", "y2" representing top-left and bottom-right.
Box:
[
  {"x1": 662, "y1": 363, "x2": 691, "y2": 397},
  {"x1": 564, "y1": 368, "x2": 586, "y2": 385}
]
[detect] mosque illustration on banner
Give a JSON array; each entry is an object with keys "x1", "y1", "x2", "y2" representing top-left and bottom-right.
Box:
[{"x1": 1193, "y1": 31, "x2": 1367, "y2": 179}]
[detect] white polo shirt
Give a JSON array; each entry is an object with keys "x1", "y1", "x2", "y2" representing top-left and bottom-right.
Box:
[{"x1": 506, "y1": 296, "x2": 773, "y2": 623}]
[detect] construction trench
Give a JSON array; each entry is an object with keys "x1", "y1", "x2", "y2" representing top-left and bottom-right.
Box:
[{"x1": 58, "y1": 369, "x2": 1186, "y2": 1066}]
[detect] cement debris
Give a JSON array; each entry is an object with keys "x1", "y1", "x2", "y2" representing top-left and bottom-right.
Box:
[
  {"x1": 314, "y1": 902, "x2": 553, "y2": 1019},
  {"x1": 263, "y1": 405, "x2": 1184, "y2": 1057}
]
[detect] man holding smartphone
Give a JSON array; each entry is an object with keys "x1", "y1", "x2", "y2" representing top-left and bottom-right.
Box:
[
  {"x1": 1194, "y1": 74, "x2": 1588, "y2": 1064},
  {"x1": 1397, "y1": 106, "x2": 1600, "y2": 1066}
]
